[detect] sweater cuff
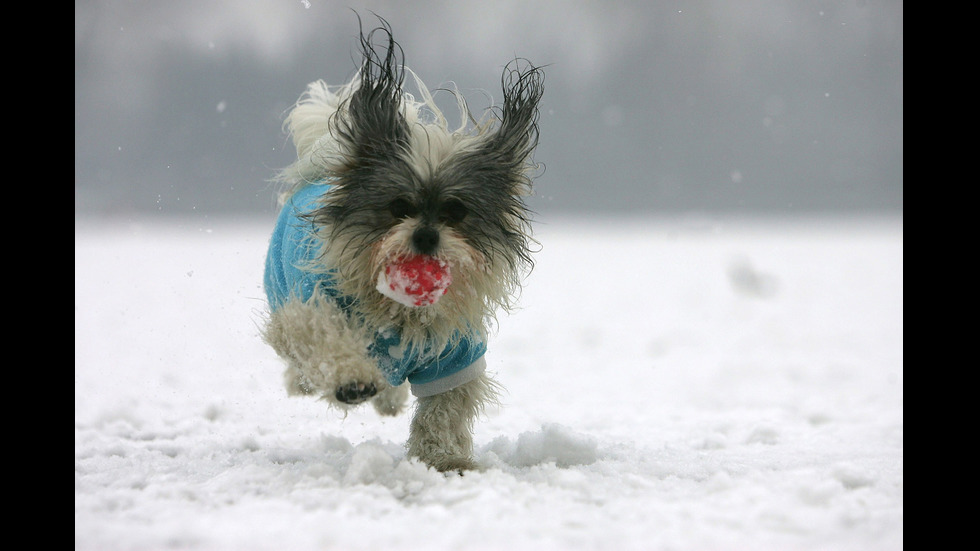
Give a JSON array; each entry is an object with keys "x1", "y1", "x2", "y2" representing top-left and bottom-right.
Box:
[{"x1": 410, "y1": 356, "x2": 487, "y2": 398}]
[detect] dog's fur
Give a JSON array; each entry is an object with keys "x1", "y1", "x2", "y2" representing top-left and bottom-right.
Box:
[{"x1": 262, "y1": 18, "x2": 543, "y2": 473}]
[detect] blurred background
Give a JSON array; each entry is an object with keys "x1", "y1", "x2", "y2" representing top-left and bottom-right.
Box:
[{"x1": 74, "y1": 0, "x2": 902, "y2": 219}]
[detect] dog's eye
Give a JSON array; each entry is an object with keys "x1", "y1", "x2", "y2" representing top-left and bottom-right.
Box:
[
  {"x1": 389, "y1": 198, "x2": 418, "y2": 219},
  {"x1": 439, "y1": 199, "x2": 468, "y2": 225}
]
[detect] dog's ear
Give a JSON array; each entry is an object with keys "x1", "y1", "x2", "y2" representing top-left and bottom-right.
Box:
[
  {"x1": 493, "y1": 60, "x2": 545, "y2": 170},
  {"x1": 340, "y1": 17, "x2": 410, "y2": 160},
  {"x1": 445, "y1": 62, "x2": 543, "y2": 273},
  {"x1": 470, "y1": 60, "x2": 545, "y2": 198}
]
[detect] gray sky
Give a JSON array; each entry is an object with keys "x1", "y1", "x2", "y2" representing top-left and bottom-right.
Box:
[{"x1": 74, "y1": 0, "x2": 903, "y2": 218}]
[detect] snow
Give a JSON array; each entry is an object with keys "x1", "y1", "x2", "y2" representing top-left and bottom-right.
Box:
[{"x1": 74, "y1": 214, "x2": 903, "y2": 551}]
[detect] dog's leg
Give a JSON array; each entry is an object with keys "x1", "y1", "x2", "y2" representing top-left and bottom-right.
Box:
[
  {"x1": 407, "y1": 373, "x2": 499, "y2": 473},
  {"x1": 263, "y1": 294, "x2": 387, "y2": 407}
]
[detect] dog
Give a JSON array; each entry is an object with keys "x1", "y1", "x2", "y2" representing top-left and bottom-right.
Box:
[{"x1": 262, "y1": 18, "x2": 544, "y2": 473}]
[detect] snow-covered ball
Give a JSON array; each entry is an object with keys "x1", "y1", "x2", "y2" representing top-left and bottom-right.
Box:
[{"x1": 376, "y1": 254, "x2": 452, "y2": 307}]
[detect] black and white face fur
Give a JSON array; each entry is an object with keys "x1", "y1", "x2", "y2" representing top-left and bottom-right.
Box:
[{"x1": 276, "y1": 21, "x2": 544, "y2": 352}]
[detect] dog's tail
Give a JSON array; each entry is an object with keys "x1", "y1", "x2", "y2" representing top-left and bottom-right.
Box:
[{"x1": 273, "y1": 79, "x2": 359, "y2": 203}]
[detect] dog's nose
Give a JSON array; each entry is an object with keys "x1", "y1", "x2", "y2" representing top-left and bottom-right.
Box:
[{"x1": 412, "y1": 226, "x2": 440, "y2": 255}]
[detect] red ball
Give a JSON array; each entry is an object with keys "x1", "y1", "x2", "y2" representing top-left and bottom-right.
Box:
[{"x1": 377, "y1": 254, "x2": 453, "y2": 307}]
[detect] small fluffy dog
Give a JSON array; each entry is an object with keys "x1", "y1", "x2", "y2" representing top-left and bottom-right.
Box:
[{"x1": 262, "y1": 19, "x2": 544, "y2": 472}]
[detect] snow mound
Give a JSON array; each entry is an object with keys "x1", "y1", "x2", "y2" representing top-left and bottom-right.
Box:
[{"x1": 485, "y1": 423, "x2": 600, "y2": 468}]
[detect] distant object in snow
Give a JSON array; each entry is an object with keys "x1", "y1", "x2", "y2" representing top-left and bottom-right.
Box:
[{"x1": 727, "y1": 256, "x2": 778, "y2": 298}]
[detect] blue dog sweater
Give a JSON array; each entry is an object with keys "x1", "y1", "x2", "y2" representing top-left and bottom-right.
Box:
[{"x1": 264, "y1": 183, "x2": 487, "y2": 397}]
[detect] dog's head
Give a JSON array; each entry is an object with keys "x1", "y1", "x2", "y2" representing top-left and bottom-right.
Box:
[{"x1": 278, "y1": 18, "x2": 544, "y2": 349}]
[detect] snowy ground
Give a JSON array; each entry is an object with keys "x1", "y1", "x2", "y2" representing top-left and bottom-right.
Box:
[{"x1": 74, "y1": 214, "x2": 903, "y2": 551}]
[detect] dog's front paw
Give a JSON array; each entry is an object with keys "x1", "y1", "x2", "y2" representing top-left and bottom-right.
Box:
[{"x1": 335, "y1": 381, "x2": 378, "y2": 404}]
